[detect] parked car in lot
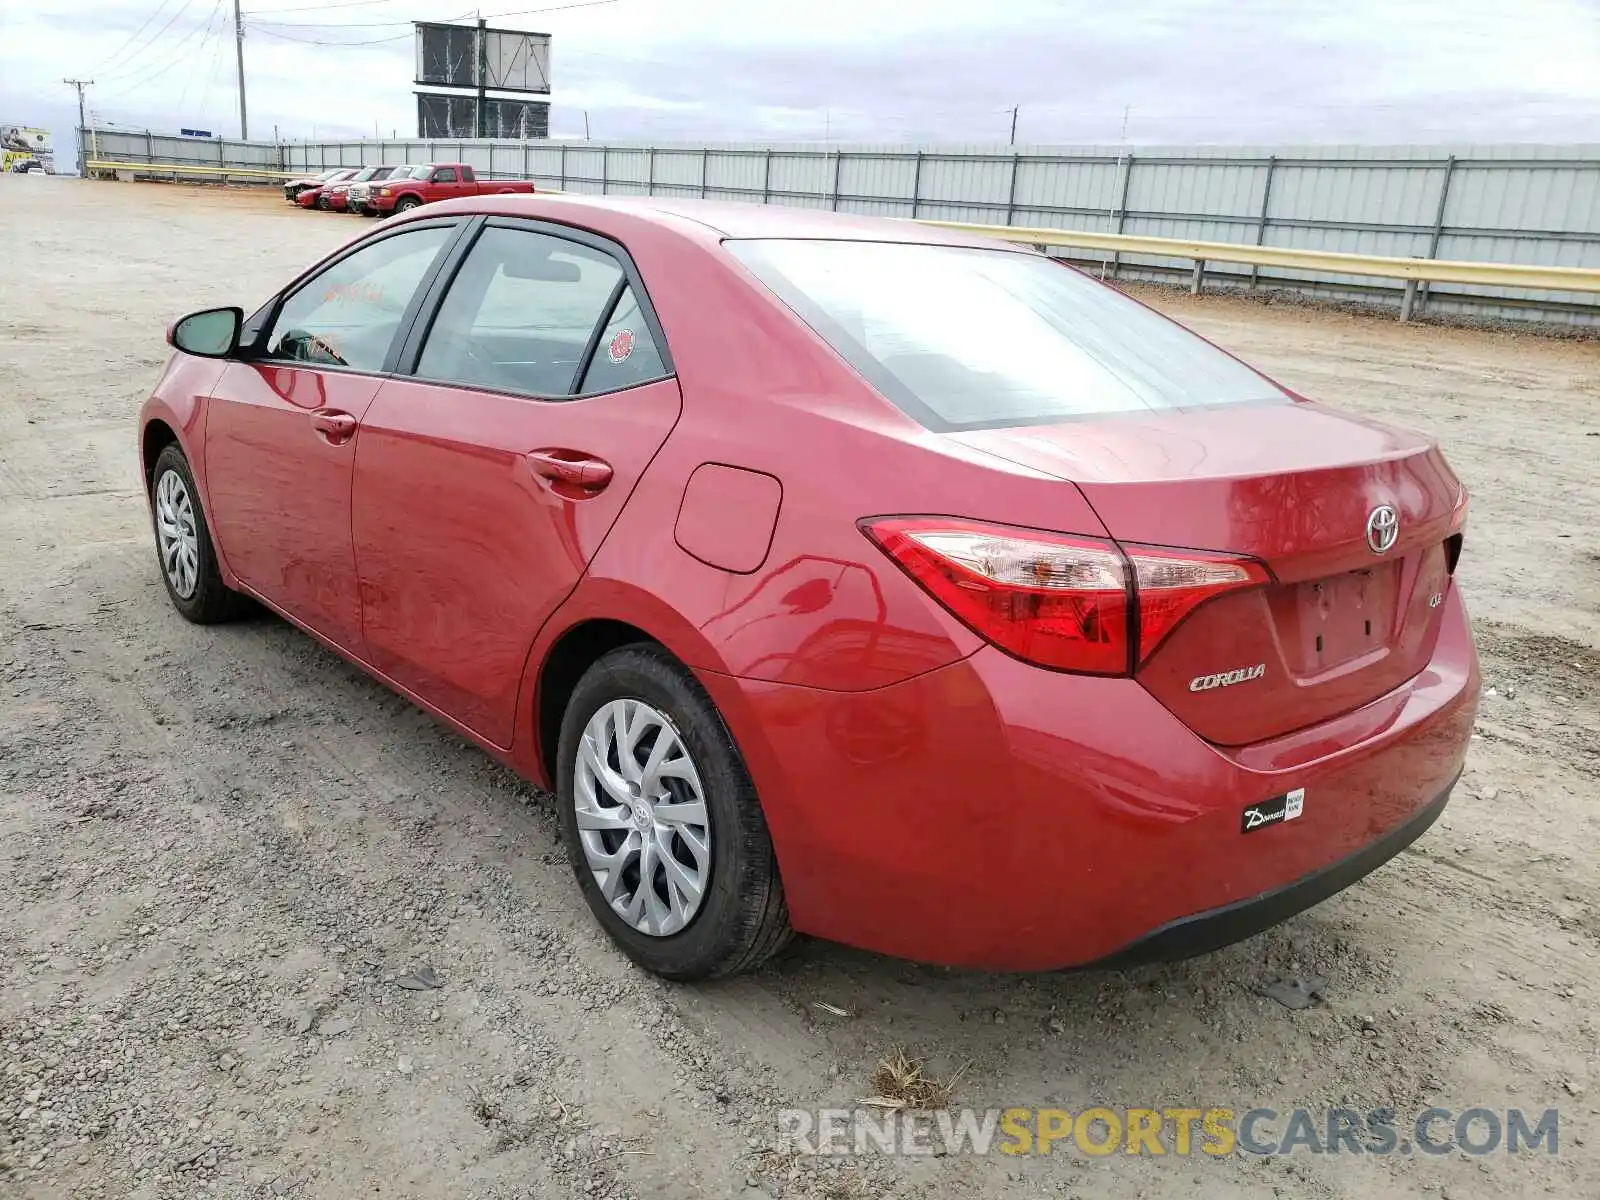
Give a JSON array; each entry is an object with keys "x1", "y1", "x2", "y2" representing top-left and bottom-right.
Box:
[
  {"x1": 139, "y1": 196, "x2": 1478, "y2": 980},
  {"x1": 315, "y1": 164, "x2": 402, "y2": 212},
  {"x1": 348, "y1": 165, "x2": 423, "y2": 215},
  {"x1": 365, "y1": 162, "x2": 535, "y2": 214},
  {"x1": 283, "y1": 168, "x2": 349, "y2": 203},
  {"x1": 294, "y1": 168, "x2": 358, "y2": 209}
]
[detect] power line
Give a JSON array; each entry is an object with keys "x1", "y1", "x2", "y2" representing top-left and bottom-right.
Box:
[
  {"x1": 97, "y1": 0, "x2": 204, "y2": 82},
  {"x1": 485, "y1": 0, "x2": 621, "y2": 17},
  {"x1": 251, "y1": 24, "x2": 419, "y2": 45},
  {"x1": 251, "y1": 14, "x2": 439, "y2": 27},
  {"x1": 195, "y1": 15, "x2": 233, "y2": 123},
  {"x1": 246, "y1": 0, "x2": 613, "y2": 49},
  {"x1": 98, "y1": 5, "x2": 226, "y2": 101},
  {"x1": 247, "y1": 0, "x2": 401, "y2": 12},
  {"x1": 178, "y1": 0, "x2": 228, "y2": 111},
  {"x1": 250, "y1": 0, "x2": 614, "y2": 28},
  {"x1": 85, "y1": 0, "x2": 186, "y2": 74}
]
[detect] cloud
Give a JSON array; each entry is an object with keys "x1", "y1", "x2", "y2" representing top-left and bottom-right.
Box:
[{"x1": 3, "y1": 0, "x2": 1597, "y2": 151}]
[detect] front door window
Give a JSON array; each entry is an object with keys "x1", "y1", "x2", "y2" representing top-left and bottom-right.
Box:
[{"x1": 266, "y1": 226, "x2": 455, "y2": 373}]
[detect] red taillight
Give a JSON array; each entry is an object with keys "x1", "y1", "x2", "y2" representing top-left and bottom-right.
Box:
[
  {"x1": 862, "y1": 518, "x2": 1131, "y2": 674},
  {"x1": 862, "y1": 517, "x2": 1267, "y2": 675},
  {"x1": 1125, "y1": 544, "x2": 1271, "y2": 663}
]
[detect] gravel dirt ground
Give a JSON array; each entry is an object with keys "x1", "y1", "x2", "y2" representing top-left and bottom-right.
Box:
[{"x1": 1, "y1": 178, "x2": 1597, "y2": 1200}]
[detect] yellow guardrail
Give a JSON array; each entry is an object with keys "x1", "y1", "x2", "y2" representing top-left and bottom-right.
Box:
[
  {"x1": 917, "y1": 220, "x2": 1600, "y2": 298},
  {"x1": 87, "y1": 158, "x2": 296, "y2": 180},
  {"x1": 74, "y1": 166, "x2": 1600, "y2": 309}
]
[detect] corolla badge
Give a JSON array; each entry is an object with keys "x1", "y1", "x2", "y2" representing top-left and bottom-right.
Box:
[
  {"x1": 1366, "y1": 504, "x2": 1399, "y2": 554},
  {"x1": 1189, "y1": 664, "x2": 1266, "y2": 692}
]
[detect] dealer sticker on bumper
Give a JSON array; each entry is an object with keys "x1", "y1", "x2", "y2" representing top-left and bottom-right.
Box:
[{"x1": 1241, "y1": 788, "x2": 1306, "y2": 834}]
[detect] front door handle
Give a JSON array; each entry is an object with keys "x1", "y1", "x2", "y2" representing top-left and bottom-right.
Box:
[
  {"x1": 310, "y1": 408, "x2": 358, "y2": 445},
  {"x1": 525, "y1": 449, "x2": 614, "y2": 491}
]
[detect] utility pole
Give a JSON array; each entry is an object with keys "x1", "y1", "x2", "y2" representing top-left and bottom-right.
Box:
[
  {"x1": 475, "y1": 17, "x2": 488, "y2": 138},
  {"x1": 233, "y1": 0, "x2": 249, "y2": 139},
  {"x1": 582, "y1": 110, "x2": 590, "y2": 140},
  {"x1": 1009, "y1": 105, "x2": 1018, "y2": 145},
  {"x1": 63, "y1": 79, "x2": 93, "y2": 175}
]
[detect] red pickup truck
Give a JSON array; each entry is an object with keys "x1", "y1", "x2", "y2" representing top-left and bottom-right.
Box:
[{"x1": 365, "y1": 163, "x2": 535, "y2": 215}]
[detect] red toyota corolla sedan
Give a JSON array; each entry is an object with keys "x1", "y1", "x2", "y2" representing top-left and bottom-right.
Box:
[{"x1": 138, "y1": 196, "x2": 1479, "y2": 980}]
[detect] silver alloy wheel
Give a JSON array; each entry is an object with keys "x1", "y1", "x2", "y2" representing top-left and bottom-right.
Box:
[
  {"x1": 153, "y1": 468, "x2": 200, "y2": 600},
  {"x1": 574, "y1": 698, "x2": 711, "y2": 937}
]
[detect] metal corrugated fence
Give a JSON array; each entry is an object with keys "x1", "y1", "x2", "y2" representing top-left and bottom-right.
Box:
[{"x1": 84, "y1": 128, "x2": 1600, "y2": 325}]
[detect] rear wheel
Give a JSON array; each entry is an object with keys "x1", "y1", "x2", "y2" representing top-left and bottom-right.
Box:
[
  {"x1": 556, "y1": 644, "x2": 792, "y2": 980},
  {"x1": 149, "y1": 444, "x2": 246, "y2": 624}
]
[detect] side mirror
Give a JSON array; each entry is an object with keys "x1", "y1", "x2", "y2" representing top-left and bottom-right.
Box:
[{"x1": 167, "y1": 306, "x2": 243, "y2": 358}]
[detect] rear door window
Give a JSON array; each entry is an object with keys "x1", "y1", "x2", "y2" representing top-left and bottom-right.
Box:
[
  {"x1": 728, "y1": 239, "x2": 1286, "y2": 431},
  {"x1": 415, "y1": 225, "x2": 627, "y2": 396}
]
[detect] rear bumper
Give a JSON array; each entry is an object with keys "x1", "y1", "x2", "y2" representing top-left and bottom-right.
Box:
[
  {"x1": 1095, "y1": 772, "x2": 1455, "y2": 966},
  {"x1": 699, "y1": 588, "x2": 1479, "y2": 970}
]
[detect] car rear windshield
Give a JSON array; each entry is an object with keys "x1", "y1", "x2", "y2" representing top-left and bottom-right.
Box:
[{"x1": 727, "y1": 239, "x2": 1286, "y2": 431}]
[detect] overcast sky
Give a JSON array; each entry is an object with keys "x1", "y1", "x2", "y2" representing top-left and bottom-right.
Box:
[{"x1": 3, "y1": 0, "x2": 1599, "y2": 155}]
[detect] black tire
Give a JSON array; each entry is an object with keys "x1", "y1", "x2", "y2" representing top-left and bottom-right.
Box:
[
  {"x1": 393, "y1": 196, "x2": 421, "y2": 213},
  {"x1": 148, "y1": 443, "x2": 247, "y2": 624},
  {"x1": 556, "y1": 644, "x2": 792, "y2": 980}
]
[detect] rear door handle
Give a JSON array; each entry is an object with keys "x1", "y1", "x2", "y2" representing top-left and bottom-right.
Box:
[
  {"x1": 310, "y1": 408, "x2": 358, "y2": 445},
  {"x1": 525, "y1": 449, "x2": 614, "y2": 491}
]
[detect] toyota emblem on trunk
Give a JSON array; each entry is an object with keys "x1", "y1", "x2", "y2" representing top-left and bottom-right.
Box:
[{"x1": 1366, "y1": 505, "x2": 1399, "y2": 554}]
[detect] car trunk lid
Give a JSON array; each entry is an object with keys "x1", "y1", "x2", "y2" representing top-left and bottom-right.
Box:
[{"x1": 951, "y1": 400, "x2": 1466, "y2": 745}]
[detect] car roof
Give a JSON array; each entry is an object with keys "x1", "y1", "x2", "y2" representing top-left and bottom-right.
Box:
[{"x1": 450, "y1": 192, "x2": 1029, "y2": 252}]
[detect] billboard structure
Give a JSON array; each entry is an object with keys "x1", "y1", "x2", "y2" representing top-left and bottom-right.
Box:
[
  {"x1": 1, "y1": 125, "x2": 55, "y2": 173},
  {"x1": 417, "y1": 95, "x2": 549, "y2": 140},
  {"x1": 414, "y1": 21, "x2": 551, "y2": 139}
]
